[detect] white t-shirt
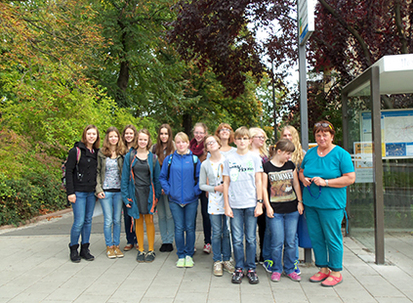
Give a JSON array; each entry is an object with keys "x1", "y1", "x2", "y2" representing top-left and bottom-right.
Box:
[
  {"x1": 208, "y1": 158, "x2": 226, "y2": 215},
  {"x1": 223, "y1": 151, "x2": 263, "y2": 209}
]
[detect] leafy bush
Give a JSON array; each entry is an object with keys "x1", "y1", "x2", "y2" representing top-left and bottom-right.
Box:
[
  {"x1": 0, "y1": 129, "x2": 67, "y2": 226},
  {"x1": 0, "y1": 172, "x2": 67, "y2": 226}
]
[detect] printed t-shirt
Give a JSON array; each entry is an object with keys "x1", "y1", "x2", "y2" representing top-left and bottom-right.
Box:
[
  {"x1": 208, "y1": 157, "x2": 225, "y2": 215},
  {"x1": 264, "y1": 160, "x2": 298, "y2": 214},
  {"x1": 223, "y1": 151, "x2": 263, "y2": 209}
]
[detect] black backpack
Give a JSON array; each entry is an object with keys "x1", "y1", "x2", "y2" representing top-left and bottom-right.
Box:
[{"x1": 61, "y1": 147, "x2": 81, "y2": 190}]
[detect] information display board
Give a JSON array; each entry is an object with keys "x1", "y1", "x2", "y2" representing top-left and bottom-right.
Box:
[{"x1": 361, "y1": 109, "x2": 413, "y2": 159}]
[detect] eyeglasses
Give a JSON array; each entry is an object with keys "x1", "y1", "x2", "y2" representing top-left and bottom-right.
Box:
[
  {"x1": 219, "y1": 128, "x2": 231, "y2": 133},
  {"x1": 235, "y1": 137, "x2": 250, "y2": 141},
  {"x1": 194, "y1": 132, "x2": 205, "y2": 135},
  {"x1": 253, "y1": 136, "x2": 265, "y2": 140},
  {"x1": 206, "y1": 140, "x2": 217, "y2": 146},
  {"x1": 314, "y1": 122, "x2": 333, "y2": 130}
]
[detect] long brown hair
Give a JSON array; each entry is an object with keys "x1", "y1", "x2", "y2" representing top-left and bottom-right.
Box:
[
  {"x1": 122, "y1": 124, "x2": 137, "y2": 151},
  {"x1": 154, "y1": 124, "x2": 175, "y2": 165},
  {"x1": 81, "y1": 124, "x2": 100, "y2": 149},
  {"x1": 101, "y1": 126, "x2": 125, "y2": 157},
  {"x1": 136, "y1": 128, "x2": 152, "y2": 151}
]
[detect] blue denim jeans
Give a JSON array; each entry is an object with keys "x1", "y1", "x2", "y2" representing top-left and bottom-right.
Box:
[
  {"x1": 169, "y1": 201, "x2": 198, "y2": 259},
  {"x1": 230, "y1": 207, "x2": 257, "y2": 270},
  {"x1": 266, "y1": 211, "x2": 300, "y2": 274},
  {"x1": 100, "y1": 191, "x2": 122, "y2": 247},
  {"x1": 210, "y1": 214, "x2": 231, "y2": 262},
  {"x1": 157, "y1": 194, "x2": 174, "y2": 244},
  {"x1": 262, "y1": 224, "x2": 272, "y2": 261},
  {"x1": 70, "y1": 191, "x2": 95, "y2": 246},
  {"x1": 123, "y1": 203, "x2": 136, "y2": 245},
  {"x1": 305, "y1": 206, "x2": 344, "y2": 272}
]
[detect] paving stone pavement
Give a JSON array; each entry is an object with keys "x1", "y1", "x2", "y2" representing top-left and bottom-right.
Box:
[{"x1": 1, "y1": 209, "x2": 413, "y2": 303}]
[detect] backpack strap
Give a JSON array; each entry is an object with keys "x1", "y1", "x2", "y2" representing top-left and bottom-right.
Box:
[
  {"x1": 167, "y1": 153, "x2": 198, "y2": 183},
  {"x1": 75, "y1": 147, "x2": 81, "y2": 163},
  {"x1": 167, "y1": 153, "x2": 174, "y2": 181},
  {"x1": 129, "y1": 149, "x2": 137, "y2": 164},
  {"x1": 192, "y1": 155, "x2": 198, "y2": 183}
]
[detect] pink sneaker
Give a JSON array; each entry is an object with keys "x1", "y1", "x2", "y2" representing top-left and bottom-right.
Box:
[
  {"x1": 271, "y1": 272, "x2": 281, "y2": 282},
  {"x1": 203, "y1": 243, "x2": 211, "y2": 254},
  {"x1": 287, "y1": 272, "x2": 301, "y2": 282}
]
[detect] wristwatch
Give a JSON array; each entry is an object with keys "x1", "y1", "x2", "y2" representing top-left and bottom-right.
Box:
[
  {"x1": 257, "y1": 199, "x2": 263, "y2": 203},
  {"x1": 325, "y1": 179, "x2": 329, "y2": 187}
]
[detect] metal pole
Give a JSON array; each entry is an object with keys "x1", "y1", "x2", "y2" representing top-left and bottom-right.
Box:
[
  {"x1": 299, "y1": 44, "x2": 309, "y2": 150},
  {"x1": 298, "y1": 22, "x2": 311, "y2": 265},
  {"x1": 272, "y1": 62, "x2": 278, "y2": 141},
  {"x1": 371, "y1": 66, "x2": 385, "y2": 264}
]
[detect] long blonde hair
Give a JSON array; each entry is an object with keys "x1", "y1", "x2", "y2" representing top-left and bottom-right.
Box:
[
  {"x1": 281, "y1": 125, "x2": 304, "y2": 167},
  {"x1": 249, "y1": 127, "x2": 269, "y2": 158}
]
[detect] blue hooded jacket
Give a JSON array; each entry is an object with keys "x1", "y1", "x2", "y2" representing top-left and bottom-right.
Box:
[
  {"x1": 159, "y1": 151, "x2": 201, "y2": 205},
  {"x1": 121, "y1": 150, "x2": 161, "y2": 219}
]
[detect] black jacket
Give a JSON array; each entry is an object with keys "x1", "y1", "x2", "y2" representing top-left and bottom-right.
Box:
[{"x1": 65, "y1": 141, "x2": 98, "y2": 195}]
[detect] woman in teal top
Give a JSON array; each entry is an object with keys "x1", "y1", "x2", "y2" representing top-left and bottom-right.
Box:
[{"x1": 299, "y1": 120, "x2": 355, "y2": 287}]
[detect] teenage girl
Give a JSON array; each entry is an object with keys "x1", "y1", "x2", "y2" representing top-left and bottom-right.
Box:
[
  {"x1": 121, "y1": 129, "x2": 161, "y2": 263},
  {"x1": 214, "y1": 123, "x2": 236, "y2": 156},
  {"x1": 121, "y1": 125, "x2": 138, "y2": 251},
  {"x1": 152, "y1": 124, "x2": 175, "y2": 252},
  {"x1": 189, "y1": 122, "x2": 211, "y2": 254},
  {"x1": 96, "y1": 127, "x2": 125, "y2": 259},
  {"x1": 281, "y1": 125, "x2": 306, "y2": 275},
  {"x1": 67, "y1": 125, "x2": 100, "y2": 262},
  {"x1": 249, "y1": 127, "x2": 269, "y2": 264},
  {"x1": 159, "y1": 132, "x2": 202, "y2": 268},
  {"x1": 281, "y1": 126, "x2": 305, "y2": 171},
  {"x1": 199, "y1": 135, "x2": 235, "y2": 276},
  {"x1": 263, "y1": 139, "x2": 304, "y2": 282}
]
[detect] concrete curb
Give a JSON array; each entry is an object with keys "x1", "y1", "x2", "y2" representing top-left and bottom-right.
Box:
[{"x1": 0, "y1": 208, "x2": 72, "y2": 231}]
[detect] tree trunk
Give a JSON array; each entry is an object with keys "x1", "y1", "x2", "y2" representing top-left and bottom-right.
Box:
[{"x1": 182, "y1": 113, "x2": 192, "y2": 137}]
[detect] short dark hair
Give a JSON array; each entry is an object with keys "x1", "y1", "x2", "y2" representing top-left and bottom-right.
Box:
[
  {"x1": 203, "y1": 135, "x2": 222, "y2": 154},
  {"x1": 313, "y1": 120, "x2": 335, "y2": 137},
  {"x1": 269, "y1": 139, "x2": 295, "y2": 158}
]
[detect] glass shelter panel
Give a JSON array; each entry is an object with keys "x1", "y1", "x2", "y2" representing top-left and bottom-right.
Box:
[
  {"x1": 379, "y1": 100, "x2": 413, "y2": 232},
  {"x1": 346, "y1": 92, "x2": 375, "y2": 251}
]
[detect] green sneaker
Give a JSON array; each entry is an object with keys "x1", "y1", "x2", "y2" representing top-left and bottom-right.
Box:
[
  {"x1": 176, "y1": 258, "x2": 185, "y2": 268},
  {"x1": 185, "y1": 256, "x2": 194, "y2": 268}
]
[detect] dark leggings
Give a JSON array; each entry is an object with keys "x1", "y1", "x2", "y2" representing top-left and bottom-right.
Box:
[
  {"x1": 257, "y1": 212, "x2": 266, "y2": 261},
  {"x1": 123, "y1": 203, "x2": 137, "y2": 245},
  {"x1": 198, "y1": 191, "x2": 211, "y2": 244}
]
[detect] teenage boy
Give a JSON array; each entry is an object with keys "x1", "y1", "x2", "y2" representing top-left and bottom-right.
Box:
[{"x1": 223, "y1": 126, "x2": 263, "y2": 284}]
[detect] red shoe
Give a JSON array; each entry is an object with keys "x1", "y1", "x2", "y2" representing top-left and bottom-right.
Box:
[
  {"x1": 309, "y1": 271, "x2": 330, "y2": 283},
  {"x1": 321, "y1": 274, "x2": 343, "y2": 287},
  {"x1": 123, "y1": 244, "x2": 133, "y2": 251},
  {"x1": 203, "y1": 243, "x2": 211, "y2": 254}
]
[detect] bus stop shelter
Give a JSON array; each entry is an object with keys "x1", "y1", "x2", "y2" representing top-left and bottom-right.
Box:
[{"x1": 341, "y1": 54, "x2": 413, "y2": 264}]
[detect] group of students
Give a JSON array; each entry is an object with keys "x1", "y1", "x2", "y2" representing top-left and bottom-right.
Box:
[
  {"x1": 66, "y1": 120, "x2": 354, "y2": 288},
  {"x1": 66, "y1": 124, "x2": 175, "y2": 264}
]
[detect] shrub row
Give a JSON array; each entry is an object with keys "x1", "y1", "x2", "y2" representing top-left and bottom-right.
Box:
[{"x1": 0, "y1": 172, "x2": 67, "y2": 226}]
